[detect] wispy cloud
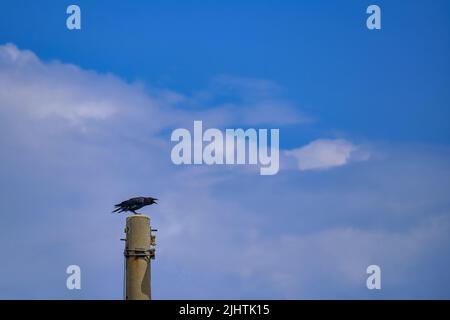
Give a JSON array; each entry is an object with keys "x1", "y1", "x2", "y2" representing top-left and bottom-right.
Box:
[
  {"x1": 285, "y1": 139, "x2": 370, "y2": 171},
  {"x1": 0, "y1": 43, "x2": 306, "y2": 135}
]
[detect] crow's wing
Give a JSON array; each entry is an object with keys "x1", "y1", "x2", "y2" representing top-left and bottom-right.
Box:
[
  {"x1": 127, "y1": 197, "x2": 145, "y2": 204},
  {"x1": 114, "y1": 200, "x2": 127, "y2": 207},
  {"x1": 115, "y1": 197, "x2": 139, "y2": 207}
]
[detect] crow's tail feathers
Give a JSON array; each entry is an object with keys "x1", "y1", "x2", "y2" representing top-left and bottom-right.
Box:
[{"x1": 112, "y1": 206, "x2": 124, "y2": 213}]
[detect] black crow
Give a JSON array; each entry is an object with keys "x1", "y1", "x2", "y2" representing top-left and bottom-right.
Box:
[{"x1": 112, "y1": 196, "x2": 158, "y2": 214}]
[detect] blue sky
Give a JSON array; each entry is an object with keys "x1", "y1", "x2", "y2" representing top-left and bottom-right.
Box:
[{"x1": 0, "y1": 0, "x2": 449, "y2": 299}]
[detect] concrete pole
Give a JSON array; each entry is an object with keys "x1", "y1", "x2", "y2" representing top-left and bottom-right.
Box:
[{"x1": 124, "y1": 214, "x2": 155, "y2": 300}]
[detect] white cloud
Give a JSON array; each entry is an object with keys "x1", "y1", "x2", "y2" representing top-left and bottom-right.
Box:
[
  {"x1": 236, "y1": 215, "x2": 450, "y2": 298},
  {"x1": 285, "y1": 139, "x2": 370, "y2": 171},
  {"x1": 0, "y1": 43, "x2": 307, "y2": 135}
]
